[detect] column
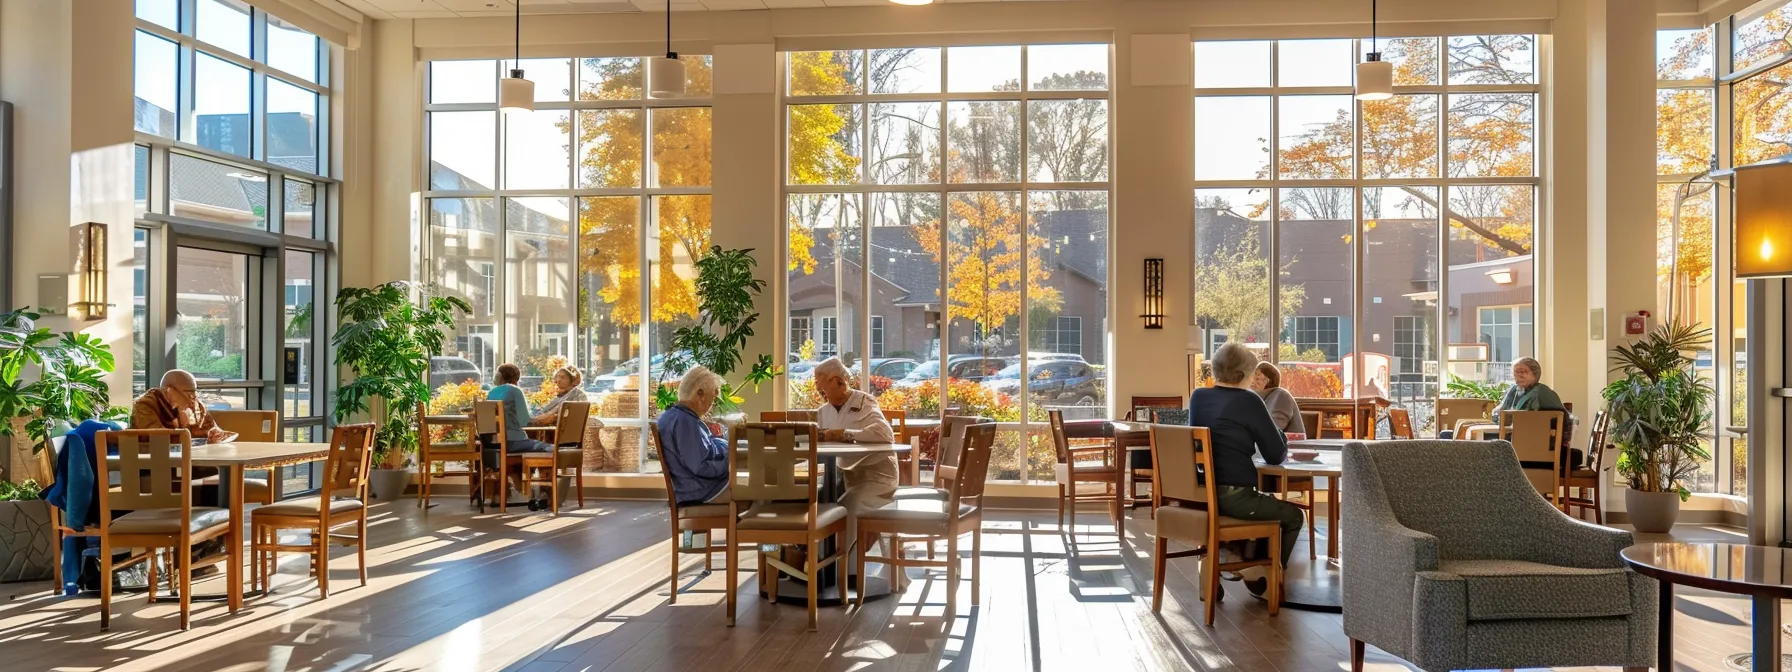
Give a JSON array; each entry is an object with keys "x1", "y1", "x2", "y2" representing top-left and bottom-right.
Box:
[{"x1": 709, "y1": 43, "x2": 779, "y2": 416}]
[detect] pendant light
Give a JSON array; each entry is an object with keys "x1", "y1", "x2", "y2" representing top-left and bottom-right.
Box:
[
  {"x1": 889, "y1": 0, "x2": 935, "y2": 6},
  {"x1": 499, "y1": 0, "x2": 534, "y2": 113},
  {"x1": 650, "y1": 0, "x2": 685, "y2": 98},
  {"x1": 1355, "y1": 0, "x2": 1393, "y2": 101}
]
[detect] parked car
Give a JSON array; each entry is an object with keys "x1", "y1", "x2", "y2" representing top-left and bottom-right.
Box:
[
  {"x1": 982, "y1": 360, "x2": 1103, "y2": 405},
  {"x1": 586, "y1": 352, "x2": 693, "y2": 392},
  {"x1": 863, "y1": 358, "x2": 920, "y2": 381},
  {"x1": 893, "y1": 355, "x2": 1014, "y2": 388},
  {"x1": 429, "y1": 356, "x2": 483, "y2": 390},
  {"x1": 1025, "y1": 351, "x2": 1087, "y2": 363}
]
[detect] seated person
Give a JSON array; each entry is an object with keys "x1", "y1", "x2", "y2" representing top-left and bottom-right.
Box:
[
  {"x1": 812, "y1": 358, "x2": 896, "y2": 563},
  {"x1": 659, "y1": 366, "x2": 731, "y2": 506},
  {"x1": 483, "y1": 363, "x2": 553, "y2": 504},
  {"x1": 530, "y1": 365, "x2": 589, "y2": 426},
  {"x1": 131, "y1": 369, "x2": 237, "y2": 445},
  {"x1": 1189, "y1": 343, "x2": 1304, "y2": 597},
  {"x1": 1249, "y1": 362, "x2": 1306, "y2": 435},
  {"x1": 1493, "y1": 357, "x2": 1565, "y2": 421}
]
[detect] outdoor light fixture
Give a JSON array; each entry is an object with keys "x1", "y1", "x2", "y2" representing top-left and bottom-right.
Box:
[
  {"x1": 1356, "y1": 0, "x2": 1393, "y2": 101},
  {"x1": 1486, "y1": 268, "x2": 1515, "y2": 285},
  {"x1": 1142, "y1": 258, "x2": 1165, "y2": 329},
  {"x1": 499, "y1": 0, "x2": 534, "y2": 113},
  {"x1": 70, "y1": 222, "x2": 108, "y2": 321},
  {"x1": 650, "y1": 0, "x2": 686, "y2": 98},
  {"x1": 1734, "y1": 159, "x2": 1792, "y2": 278}
]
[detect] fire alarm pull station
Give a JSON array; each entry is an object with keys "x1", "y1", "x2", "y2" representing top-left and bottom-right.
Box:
[{"x1": 1624, "y1": 310, "x2": 1651, "y2": 336}]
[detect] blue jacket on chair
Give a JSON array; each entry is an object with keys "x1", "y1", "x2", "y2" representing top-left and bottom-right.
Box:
[{"x1": 42, "y1": 419, "x2": 121, "y2": 595}]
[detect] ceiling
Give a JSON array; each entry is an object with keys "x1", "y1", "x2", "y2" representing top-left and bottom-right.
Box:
[{"x1": 341, "y1": 0, "x2": 984, "y2": 19}]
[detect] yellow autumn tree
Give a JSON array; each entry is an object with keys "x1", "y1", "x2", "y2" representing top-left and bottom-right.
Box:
[
  {"x1": 569, "y1": 56, "x2": 713, "y2": 328},
  {"x1": 785, "y1": 51, "x2": 862, "y2": 275},
  {"x1": 910, "y1": 190, "x2": 1060, "y2": 333}
]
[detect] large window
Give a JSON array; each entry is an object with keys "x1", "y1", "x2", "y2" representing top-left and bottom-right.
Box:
[
  {"x1": 422, "y1": 55, "x2": 712, "y2": 473},
  {"x1": 132, "y1": 2, "x2": 336, "y2": 451},
  {"x1": 784, "y1": 44, "x2": 1112, "y2": 482},
  {"x1": 1653, "y1": 5, "x2": 1783, "y2": 495},
  {"x1": 1193, "y1": 36, "x2": 1537, "y2": 435}
]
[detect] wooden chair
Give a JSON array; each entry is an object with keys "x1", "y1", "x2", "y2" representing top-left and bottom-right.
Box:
[
  {"x1": 883, "y1": 409, "x2": 916, "y2": 485},
  {"x1": 649, "y1": 421, "x2": 754, "y2": 604},
  {"x1": 1387, "y1": 407, "x2": 1416, "y2": 440},
  {"x1": 472, "y1": 400, "x2": 514, "y2": 513},
  {"x1": 893, "y1": 415, "x2": 983, "y2": 502},
  {"x1": 1049, "y1": 409, "x2": 1121, "y2": 534},
  {"x1": 517, "y1": 401, "x2": 592, "y2": 514},
  {"x1": 1560, "y1": 410, "x2": 1608, "y2": 523},
  {"x1": 42, "y1": 435, "x2": 155, "y2": 599},
  {"x1": 1498, "y1": 410, "x2": 1566, "y2": 508},
  {"x1": 1148, "y1": 425, "x2": 1282, "y2": 624},
  {"x1": 249, "y1": 423, "x2": 375, "y2": 599},
  {"x1": 1299, "y1": 410, "x2": 1322, "y2": 437},
  {"x1": 1436, "y1": 398, "x2": 1495, "y2": 438},
  {"x1": 418, "y1": 407, "x2": 481, "y2": 510},
  {"x1": 94, "y1": 428, "x2": 238, "y2": 630},
  {"x1": 726, "y1": 422, "x2": 847, "y2": 631},
  {"x1": 857, "y1": 421, "x2": 996, "y2": 611},
  {"x1": 204, "y1": 410, "x2": 280, "y2": 505},
  {"x1": 1126, "y1": 396, "x2": 1184, "y2": 503}
]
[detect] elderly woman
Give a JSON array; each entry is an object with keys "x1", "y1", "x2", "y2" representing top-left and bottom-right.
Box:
[
  {"x1": 658, "y1": 365, "x2": 732, "y2": 506},
  {"x1": 530, "y1": 364, "x2": 589, "y2": 426},
  {"x1": 1189, "y1": 343, "x2": 1304, "y2": 598},
  {"x1": 1249, "y1": 361, "x2": 1305, "y2": 435},
  {"x1": 1493, "y1": 357, "x2": 1564, "y2": 421}
]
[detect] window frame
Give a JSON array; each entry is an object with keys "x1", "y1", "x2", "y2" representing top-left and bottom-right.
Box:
[{"x1": 1192, "y1": 35, "x2": 1542, "y2": 416}]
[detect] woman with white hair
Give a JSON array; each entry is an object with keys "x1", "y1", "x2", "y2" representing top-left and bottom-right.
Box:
[
  {"x1": 659, "y1": 366, "x2": 732, "y2": 506},
  {"x1": 530, "y1": 364, "x2": 589, "y2": 426},
  {"x1": 1189, "y1": 342, "x2": 1304, "y2": 598}
]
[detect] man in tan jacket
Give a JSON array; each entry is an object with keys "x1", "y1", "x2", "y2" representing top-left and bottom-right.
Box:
[{"x1": 131, "y1": 370, "x2": 236, "y2": 445}]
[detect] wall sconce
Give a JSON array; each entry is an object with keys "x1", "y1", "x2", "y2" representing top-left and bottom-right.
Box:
[
  {"x1": 1485, "y1": 268, "x2": 1515, "y2": 285},
  {"x1": 1141, "y1": 258, "x2": 1165, "y2": 329},
  {"x1": 1734, "y1": 159, "x2": 1792, "y2": 278},
  {"x1": 70, "y1": 222, "x2": 108, "y2": 321}
]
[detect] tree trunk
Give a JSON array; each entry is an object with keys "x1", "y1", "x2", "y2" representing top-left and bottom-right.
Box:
[{"x1": 6, "y1": 417, "x2": 46, "y2": 485}]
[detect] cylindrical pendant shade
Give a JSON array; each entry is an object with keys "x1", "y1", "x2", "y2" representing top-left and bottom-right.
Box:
[
  {"x1": 1355, "y1": 59, "x2": 1393, "y2": 101},
  {"x1": 1734, "y1": 160, "x2": 1792, "y2": 278},
  {"x1": 500, "y1": 72, "x2": 535, "y2": 113},
  {"x1": 651, "y1": 57, "x2": 686, "y2": 98}
]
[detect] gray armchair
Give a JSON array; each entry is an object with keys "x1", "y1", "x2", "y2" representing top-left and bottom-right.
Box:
[{"x1": 1341, "y1": 440, "x2": 1656, "y2": 672}]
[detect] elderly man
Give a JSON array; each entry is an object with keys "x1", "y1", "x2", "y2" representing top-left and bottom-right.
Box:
[
  {"x1": 132, "y1": 369, "x2": 237, "y2": 445},
  {"x1": 659, "y1": 366, "x2": 732, "y2": 507},
  {"x1": 812, "y1": 357, "x2": 896, "y2": 567}
]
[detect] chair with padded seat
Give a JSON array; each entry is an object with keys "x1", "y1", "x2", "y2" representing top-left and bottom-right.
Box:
[
  {"x1": 883, "y1": 409, "x2": 916, "y2": 485},
  {"x1": 857, "y1": 421, "x2": 996, "y2": 611},
  {"x1": 418, "y1": 407, "x2": 481, "y2": 510},
  {"x1": 726, "y1": 422, "x2": 846, "y2": 631},
  {"x1": 94, "y1": 428, "x2": 238, "y2": 630},
  {"x1": 650, "y1": 421, "x2": 755, "y2": 603},
  {"x1": 209, "y1": 409, "x2": 281, "y2": 504},
  {"x1": 1387, "y1": 407, "x2": 1416, "y2": 439},
  {"x1": 1498, "y1": 409, "x2": 1567, "y2": 508},
  {"x1": 250, "y1": 423, "x2": 375, "y2": 600},
  {"x1": 1341, "y1": 439, "x2": 1656, "y2": 672},
  {"x1": 1560, "y1": 410, "x2": 1609, "y2": 523},
  {"x1": 1148, "y1": 424, "x2": 1283, "y2": 624},
  {"x1": 891, "y1": 415, "x2": 985, "y2": 502},
  {"x1": 1050, "y1": 410, "x2": 1121, "y2": 534},
  {"x1": 1436, "y1": 397, "x2": 1496, "y2": 438},
  {"x1": 517, "y1": 400, "x2": 592, "y2": 514},
  {"x1": 472, "y1": 400, "x2": 516, "y2": 513}
]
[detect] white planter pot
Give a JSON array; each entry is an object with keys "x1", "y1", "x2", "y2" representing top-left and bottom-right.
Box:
[{"x1": 369, "y1": 469, "x2": 411, "y2": 502}]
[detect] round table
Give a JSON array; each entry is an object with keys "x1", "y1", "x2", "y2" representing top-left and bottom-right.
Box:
[
  {"x1": 1254, "y1": 449, "x2": 1345, "y2": 612},
  {"x1": 730, "y1": 439, "x2": 911, "y2": 606},
  {"x1": 1621, "y1": 542, "x2": 1792, "y2": 672}
]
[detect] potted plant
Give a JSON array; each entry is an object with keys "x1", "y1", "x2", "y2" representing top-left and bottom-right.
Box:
[
  {"x1": 1602, "y1": 322, "x2": 1714, "y2": 533},
  {"x1": 332, "y1": 282, "x2": 471, "y2": 501},
  {"x1": 652, "y1": 246, "x2": 782, "y2": 417},
  {"x1": 0, "y1": 308, "x2": 119, "y2": 582},
  {"x1": 1443, "y1": 373, "x2": 1509, "y2": 403}
]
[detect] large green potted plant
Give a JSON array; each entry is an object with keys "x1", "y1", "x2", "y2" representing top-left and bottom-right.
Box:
[
  {"x1": 1443, "y1": 373, "x2": 1509, "y2": 403},
  {"x1": 331, "y1": 282, "x2": 470, "y2": 501},
  {"x1": 1603, "y1": 322, "x2": 1714, "y2": 533},
  {"x1": 0, "y1": 308, "x2": 119, "y2": 582},
  {"x1": 652, "y1": 246, "x2": 781, "y2": 416}
]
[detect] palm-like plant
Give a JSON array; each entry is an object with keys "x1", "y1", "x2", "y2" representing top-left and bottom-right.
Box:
[
  {"x1": 0, "y1": 309, "x2": 118, "y2": 484},
  {"x1": 331, "y1": 282, "x2": 470, "y2": 467},
  {"x1": 1443, "y1": 373, "x2": 1509, "y2": 402},
  {"x1": 1603, "y1": 321, "x2": 1714, "y2": 500}
]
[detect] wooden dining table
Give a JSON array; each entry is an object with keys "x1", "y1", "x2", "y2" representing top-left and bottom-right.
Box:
[
  {"x1": 108, "y1": 441, "x2": 334, "y2": 608},
  {"x1": 730, "y1": 439, "x2": 911, "y2": 605}
]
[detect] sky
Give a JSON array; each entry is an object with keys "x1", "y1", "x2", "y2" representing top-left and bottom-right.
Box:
[{"x1": 134, "y1": 0, "x2": 322, "y2": 145}]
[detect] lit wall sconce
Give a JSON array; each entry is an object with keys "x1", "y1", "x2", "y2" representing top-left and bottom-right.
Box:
[
  {"x1": 1486, "y1": 268, "x2": 1515, "y2": 285},
  {"x1": 70, "y1": 222, "x2": 108, "y2": 321},
  {"x1": 1141, "y1": 258, "x2": 1165, "y2": 329},
  {"x1": 1734, "y1": 159, "x2": 1792, "y2": 279}
]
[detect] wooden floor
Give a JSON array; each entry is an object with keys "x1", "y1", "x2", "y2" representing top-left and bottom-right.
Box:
[{"x1": 0, "y1": 498, "x2": 1771, "y2": 672}]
